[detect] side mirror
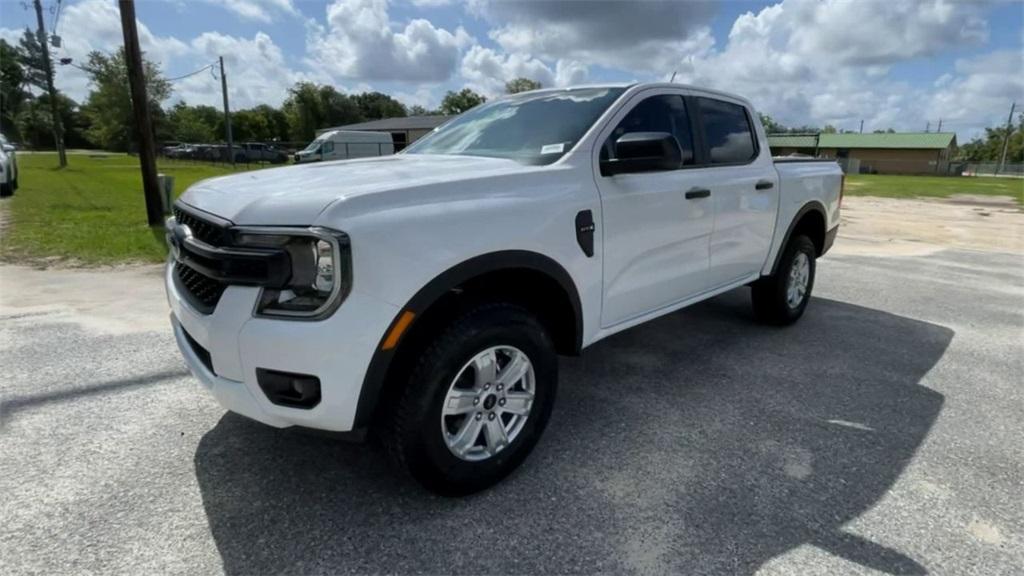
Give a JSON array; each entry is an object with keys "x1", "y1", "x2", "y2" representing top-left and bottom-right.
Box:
[
  {"x1": 2, "y1": 144, "x2": 14, "y2": 153},
  {"x1": 601, "y1": 132, "x2": 683, "y2": 176}
]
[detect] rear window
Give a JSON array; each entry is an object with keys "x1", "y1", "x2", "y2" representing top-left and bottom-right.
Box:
[{"x1": 698, "y1": 97, "x2": 757, "y2": 164}]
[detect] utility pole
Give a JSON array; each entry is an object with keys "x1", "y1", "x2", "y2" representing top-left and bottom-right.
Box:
[
  {"x1": 219, "y1": 56, "x2": 234, "y2": 166},
  {"x1": 33, "y1": 0, "x2": 66, "y2": 167},
  {"x1": 925, "y1": 121, "x2": 930, "y2": 133},
  {"x1": 859, "y1": 120, "x2": 863, "y2": 133},
  {"x1": 996, "y1": 102, "x2": 1016, "y2": 176},
  {"x1": 118, "y1": 0, "x2": 162, "y2": 226},
  {"x1": 937, "y1": 118, "x2": 943, "y2": 132}
]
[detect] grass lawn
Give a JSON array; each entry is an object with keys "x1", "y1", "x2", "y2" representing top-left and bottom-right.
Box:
[
  {"x1": 1, "y1": 153, "x2": 1021, "y2": 265},
  {"x1": 844, "y1": 174, "x2": 1023, "y2": 204},
  {"x1": 0, "y1": 153, "x2": 261, "y2": 265}
]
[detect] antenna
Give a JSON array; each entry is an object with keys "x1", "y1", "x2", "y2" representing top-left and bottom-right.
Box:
[{"x1": 670, "y1": 70, "x2": 677, "y2": 82}]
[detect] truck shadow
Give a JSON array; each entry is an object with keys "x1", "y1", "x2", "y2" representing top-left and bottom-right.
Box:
[{"x1": 194, "y1": 290, "x2": 951, "y2": 575}]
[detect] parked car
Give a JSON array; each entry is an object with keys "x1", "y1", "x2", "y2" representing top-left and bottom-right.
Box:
[
  {"x1": 196, "y1": 144, "x2": 222, "y2": 162},
  {"x1": 294, "y1": 130, "x2": 394, "y2": 163},
  {"x1": 232, "y1": 142, "x2": 288, "y2": 164},
  {"x1": 163, "y1": 143, "x2": 196, "y2": 159},
  {"x1": 0, "y1": 133, "x2": 18, "y2": 197},
  {"x1": 165, "y1": 83, "x2": 843, "y2": 494}
]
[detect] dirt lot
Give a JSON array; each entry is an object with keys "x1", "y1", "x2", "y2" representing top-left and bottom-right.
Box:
[
  {"x1": 837, "y1": 194, "x2": 1022, "y2": 256},
  {"x1": 1, "y1": 195, "x2": 1023, "y2": 575}
]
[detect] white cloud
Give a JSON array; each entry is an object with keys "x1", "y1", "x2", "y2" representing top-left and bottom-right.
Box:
[
  {"x1": 1, "y1": 0, "x2": 1014, "y2": 141},
  {"x1": 668, "y1": 0, "x2": 1004, "y2": 138},
  {"x1": 306, "y1": 0, "x2": 472, "y2": 82},
  {"x1": 555, "y1": 59, "x2": 588, "y2": 88},
  {"x1": 783, "y1": 0, "x2": 988, "y2": 66},
  {"x1": 478, "y1": 0, "x2": 717, "y2": 73},
  {"x1": 175, "y1": 31, "x2": 306, "y2": 108},
  {"x1": 201, "y1": 0, "x2": 300, "y2": 23},
  {"x1": 26, "y1": 0, "x2": 188, "y2": 103},
  {"x1": 459, "y1": 45, "x2": 590, "y2": 96},
  {"x1": 927, "y1": 50, "x2": 1024, "y2": 138},
  {"x1": 5, "y1": 0, "x2": 301, "y2": 109},
  {"x1": 0, "y1": 28, "x2": 23, "y2": 46}
]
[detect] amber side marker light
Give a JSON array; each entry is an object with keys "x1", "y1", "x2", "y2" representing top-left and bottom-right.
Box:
[{"x1": 382, "y1": 310, "x2": 416, "y2": 350}]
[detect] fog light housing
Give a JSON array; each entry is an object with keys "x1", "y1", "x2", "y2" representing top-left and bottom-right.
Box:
[{"x1": 256, "y1": 368, "x2": 322, "y2": 408}]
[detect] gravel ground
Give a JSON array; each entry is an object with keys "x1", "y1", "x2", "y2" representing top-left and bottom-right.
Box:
[{"x1": 2, "y1": 211, "x2": 1023, "y2": 575}]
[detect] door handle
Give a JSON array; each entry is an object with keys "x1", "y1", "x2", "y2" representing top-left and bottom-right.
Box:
[
  {"x1": 685, "y1": 187, "x2": 711, "y2": 199},
  {"x1": 755, "y1": 180, "x2": 775, "y2": 190}
]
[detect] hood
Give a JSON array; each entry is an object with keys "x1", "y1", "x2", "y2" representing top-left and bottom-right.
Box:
[{"x1": 177, "y1": 154, "x2": 528, "y2": 225}]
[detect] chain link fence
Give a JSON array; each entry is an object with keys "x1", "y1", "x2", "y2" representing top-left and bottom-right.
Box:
[{"x1": 960, "y1": 163, "x2": 1024, "y2": 177}]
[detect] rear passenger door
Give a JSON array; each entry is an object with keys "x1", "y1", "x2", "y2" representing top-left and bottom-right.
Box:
[
  {"x1": 694, "y1": 96, "x2": 779, "y2": 286},
  {"x1": 594, "y1": 90, "x2": 715, "y2": 328}
]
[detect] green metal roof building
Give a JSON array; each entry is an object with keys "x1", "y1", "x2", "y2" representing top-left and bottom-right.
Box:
[{"x1": 768, "y1": 132, "x2": 958, "y2": 175}]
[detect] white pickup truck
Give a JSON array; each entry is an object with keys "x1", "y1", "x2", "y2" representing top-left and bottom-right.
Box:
[{"x1": 166, "y1": 83, "x2": 842, "y2": 494}]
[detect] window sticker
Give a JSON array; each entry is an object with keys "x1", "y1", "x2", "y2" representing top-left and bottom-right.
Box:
[{"x1": 541, "y1": 143, "x2": 565, "y2": 155}]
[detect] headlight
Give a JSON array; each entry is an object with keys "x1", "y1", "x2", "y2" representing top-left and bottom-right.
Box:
[{"x1": 233, "y1": 227, "x2": 352, "y2": 320}]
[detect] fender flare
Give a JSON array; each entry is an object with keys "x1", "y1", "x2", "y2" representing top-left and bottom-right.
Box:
[
  {"x1": 352, "y1": 250, "x2": 583, "y2": 428},
  {"x1": 768, "y1": 201, "x2": 828, "y2": 276}
]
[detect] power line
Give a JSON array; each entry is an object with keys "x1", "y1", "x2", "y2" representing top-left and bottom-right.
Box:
[
  {"x1": 165, "y1": 62, "x2": 216, "y2": 82},
  {"x1": 50, "y1": 0, "x2": 63, "y2": 35}
]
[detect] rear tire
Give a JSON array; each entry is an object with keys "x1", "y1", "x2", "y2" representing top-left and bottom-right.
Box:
[
  {"x1": 0, "y1": 176, "x2": 11, "y2": 198},
  {"x1": 752, "y1": 235, "x2": 816, "y2": 325},
  {"x1": 381, "y1": 303, "x2": 557, "y2": 496}
]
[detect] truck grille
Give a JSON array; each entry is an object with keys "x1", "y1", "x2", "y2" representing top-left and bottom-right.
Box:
[
  {"x1": 172, "y1": 204, "x2": 231, "y2": 313},
  {"x1": 175, "y1": 261, "x2": 227, "y2": 313},
  {"x1": 173, "y1": 205, "x2": 229, "y2": 246}
]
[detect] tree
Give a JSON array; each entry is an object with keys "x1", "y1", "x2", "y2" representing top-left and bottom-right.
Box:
[
  {"x1": 821, "y1": 124, "x2": 838, "y2": 134},
  {"x1": 505, "y1": 77, "x2": 542, "y2": 94},
  {"x1": 15, "y1": 92, "x2": 88, "y2": 148},
  {"x1": 759, "y1": 113, "x2": 785, "y2": 134},
  {"x1": 282, "y1": 82, "x2": 363, "y2": 142},
  {"x1": 167, "y1": 101, "x2": 218, "y2": 142},
  {"x1": 409, "y1": 104, "x2": 443, "y2": 116},
  {"x1": 251, "y1": 104, "x2": 289, "y2": 142},
  {"x1": 232, "y1": 108, "x2": 272, "y2": 142},
  {"x1": 80, "y1": 48, "x2": 171, "y2": 151},
  {"x1": 440, "y1": 88, "x2": 486, "y2": 115},
  {"x1": 16, "y1": 28, "x2": 48, "y2": 91},
  {"x1": 352, "y1": 91, "x2": 407, "y2": 120},
  {"x1": 0, "y1": 39, "x2": 29, "y2": 140},
  {"x1": 957, "y1": 114, "x2": 1023, "y2": 162}
]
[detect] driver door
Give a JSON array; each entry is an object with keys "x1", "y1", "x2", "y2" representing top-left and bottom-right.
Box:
[{"x1": 595, "y1": 90, "x2": 715, "y2": 328}]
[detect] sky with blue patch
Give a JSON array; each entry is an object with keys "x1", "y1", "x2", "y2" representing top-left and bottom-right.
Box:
[{"x1": 1, "y1": 0, "x2": 1021, "y2": 140}]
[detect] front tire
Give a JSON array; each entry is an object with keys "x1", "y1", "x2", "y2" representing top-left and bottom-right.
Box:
[
  {"x1": 752, "y1": 235, "x2": 816, "y2": 325},
  {"x1": 381, "y1": 303, "x2": 557, "y2": 495}
]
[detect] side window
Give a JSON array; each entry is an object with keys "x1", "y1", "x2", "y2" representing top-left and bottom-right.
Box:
[
  {"x1": 323, "y1": 141, "x2": 335, "y2": 154},
  {"x1": 698, "y1": 97, "x2": 757, "y2": 164},
  {"x1": 603, "y1": 94, "x2": 695, "y2": 166}
]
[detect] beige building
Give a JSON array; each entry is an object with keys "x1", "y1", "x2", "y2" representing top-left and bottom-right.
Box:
[
  {"x1": 319, "y1": 115, "x2": 452, "y2": 151},
  {"x1": 768, "y1": 132, "x2": 958, "y2": 175}
]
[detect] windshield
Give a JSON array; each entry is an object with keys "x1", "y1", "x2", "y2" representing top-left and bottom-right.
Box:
[
  {"x1": 302, "y1": 138, "x2": 323, "y2": 152},
  {"x1": 405, "y1": 87, "x2": 626, "y2": 165}
]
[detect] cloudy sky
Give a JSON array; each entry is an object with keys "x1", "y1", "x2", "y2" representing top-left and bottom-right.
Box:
[{"x1": 1, "y1": 0, "x2": 1022, "y2": 140}]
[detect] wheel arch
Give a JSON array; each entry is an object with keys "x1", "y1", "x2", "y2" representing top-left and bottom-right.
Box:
[
  {"x1": 769, "y1": 201, "x2": 828, "y2": 276},
  {"x1": 353, "y1": 250, "x2": 583, "y2": 429}
]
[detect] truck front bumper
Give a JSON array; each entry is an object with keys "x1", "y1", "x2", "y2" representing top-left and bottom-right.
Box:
[{"x1": 166, "y1": 263, "x2": 399, "y2": 432}]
